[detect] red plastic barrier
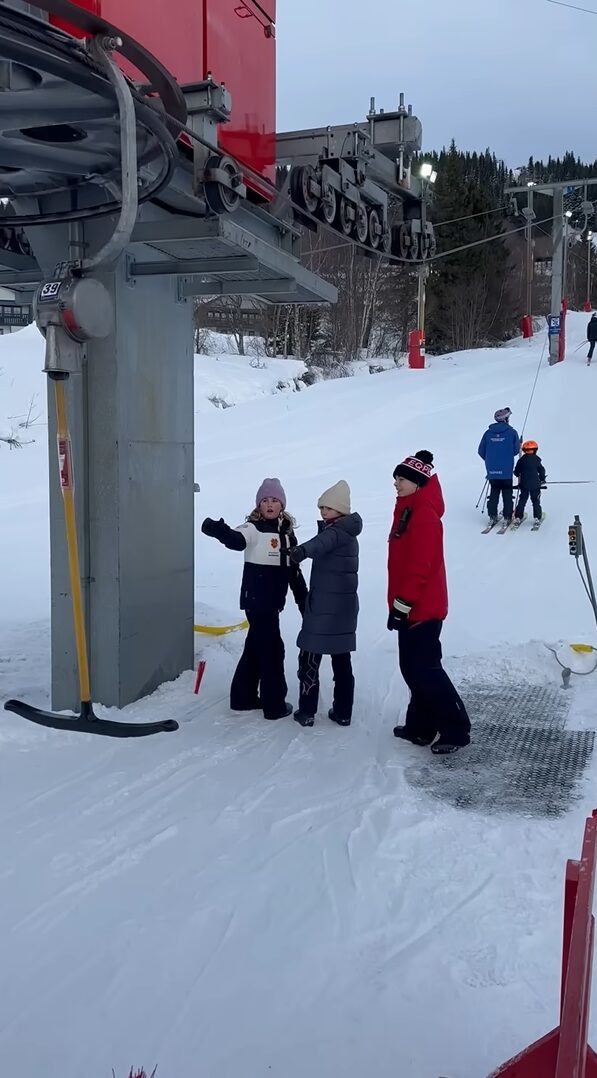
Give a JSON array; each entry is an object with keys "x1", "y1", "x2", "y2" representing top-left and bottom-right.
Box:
[
  {"x1": 488, "y1": 811, "x2": 597, "y2": 1078},
  {"x1": 520, "y1": 315, "x2": 533, "y2": 339},
  {"x1": 408, "y1": 329, "x2": 425, "y2": 369}
]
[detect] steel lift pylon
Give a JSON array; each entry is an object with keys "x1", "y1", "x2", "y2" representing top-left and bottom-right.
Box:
[{"x1": 0, "y1": 0, "x2": 335, "y2": 729}]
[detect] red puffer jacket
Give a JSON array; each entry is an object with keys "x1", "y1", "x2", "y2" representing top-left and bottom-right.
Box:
[{"x1": 387, "y1": 474, "x2": 448, "y2": 622}]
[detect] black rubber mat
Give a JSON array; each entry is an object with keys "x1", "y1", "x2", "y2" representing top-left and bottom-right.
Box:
[{"x1": 404, "y1": 681, "x2": 595, "y2": 818}]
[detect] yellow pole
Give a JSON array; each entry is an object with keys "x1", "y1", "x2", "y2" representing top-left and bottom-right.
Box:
[{"x1": 53, "y1": 377, "x2": 92, "y2": 706}]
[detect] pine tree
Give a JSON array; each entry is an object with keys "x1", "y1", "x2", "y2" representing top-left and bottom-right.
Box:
[{"x1": 426, "y1": 144, "x2": 514, "y2": 353}]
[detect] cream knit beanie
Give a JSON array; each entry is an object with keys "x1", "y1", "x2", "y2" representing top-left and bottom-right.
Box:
[{"x1": 317, "y1": 480, "x2": 351, "y2": 516}]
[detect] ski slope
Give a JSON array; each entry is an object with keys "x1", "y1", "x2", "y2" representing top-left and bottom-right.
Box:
[{"x1": 1, "y1": 316, "x2": 596, "y2": 1078}]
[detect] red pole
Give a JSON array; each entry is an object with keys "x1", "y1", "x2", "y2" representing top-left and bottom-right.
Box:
[{"x1": 193, "y1": 659, "x2": 206, "y2": 695}]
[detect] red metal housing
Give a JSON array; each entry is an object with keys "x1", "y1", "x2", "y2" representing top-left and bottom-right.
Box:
[
  {"x1": 488, "y1": 811, "x2": 597, "y2": 1078},
  {"x1": 49, "y1": 0, "x2": 276, "y2": 188}
]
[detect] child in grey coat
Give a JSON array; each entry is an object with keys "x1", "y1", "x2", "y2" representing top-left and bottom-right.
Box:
[{"x1": 289, "y1": 480, "x2": 362, "y2": 728}]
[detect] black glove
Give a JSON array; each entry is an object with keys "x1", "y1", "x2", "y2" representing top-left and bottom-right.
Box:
[
  {"x1": 387, "y1": 596, "x2": 412, "y2": 631},
  {"x1": 202, "y1": 516, "x2": 223, "y2": 538},
  {"x1": 290, "y1": 545, "x2": 307, "y2": 564}
]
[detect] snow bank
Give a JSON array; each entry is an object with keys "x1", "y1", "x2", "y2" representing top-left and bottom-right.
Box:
[{"x1": 194, "y1": 352, "x2": 307, "y2": 412}]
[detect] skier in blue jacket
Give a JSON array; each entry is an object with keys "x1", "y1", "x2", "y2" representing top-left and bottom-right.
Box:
[{"x1": 478, "y1": 408, "x2": 521, "y2": 524}]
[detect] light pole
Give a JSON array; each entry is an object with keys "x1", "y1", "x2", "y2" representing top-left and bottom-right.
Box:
[
  {"x1": 524, "y1": 181, "x2": 536, "y2": 320},
  {"x1": 588, "y1": 231, "x2": 593, "y2": 310},
  {"x1": 563, "y1": 209, "x2": 573, "y2": 305},
  {"x1": 418, "y1": 163, "x2": 437, "y2": 343}
]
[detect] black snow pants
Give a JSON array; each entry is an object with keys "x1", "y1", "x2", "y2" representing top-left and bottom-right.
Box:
[
  {"x1": 397, "y1": 620, "x2": 471, "y2": 746},
  {"x1": 230, "y1": 611, "x2": 288, "y2": 720},
  {"x1": 487, "y1": 479, "x2": 513, "y2": 520},
  {"x1": 589, "y1": 341, "x2": 596, "y2": 360},
  {"x1": 516, "y1": 488, "x2": 542, "y2": 520},
  {"x1": 298, "y1": 649, "x2": 354, "y2": 722}
]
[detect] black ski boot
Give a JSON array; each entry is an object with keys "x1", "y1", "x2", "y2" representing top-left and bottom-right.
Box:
[
  {"x1": 265, "y1": 702, "x2": 293, "y2": 721},
  {"x1": 294, "y1": 709, "x2": 315, "y2": 727},
  {"x1": 430, "y1": 734, "x2": 470, "y2": 755},
  {"x1": 393, "y1": 725, "x2": 435, "y2": 746},
  {"x1": 328, "y1": 708, "x2": 351, "y2": 727}
]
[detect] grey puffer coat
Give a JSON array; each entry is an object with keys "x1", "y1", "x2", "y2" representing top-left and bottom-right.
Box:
[{"x1": 297, "y1": 512, "x2": 362, "y2": 655}]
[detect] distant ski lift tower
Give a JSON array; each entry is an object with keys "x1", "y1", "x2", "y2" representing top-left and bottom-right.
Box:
[{"x1": 506, "y1": 176, "x2": 597, "y2": 364}]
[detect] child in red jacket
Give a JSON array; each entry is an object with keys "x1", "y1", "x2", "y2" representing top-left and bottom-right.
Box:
[{"x1": 387, "y1": 451, "x2": 470, "y2": 755}]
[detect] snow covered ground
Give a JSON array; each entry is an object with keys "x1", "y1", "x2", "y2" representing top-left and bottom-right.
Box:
[{"x1": 1, "y1": 317, "x2": 597, "y2": 1077}]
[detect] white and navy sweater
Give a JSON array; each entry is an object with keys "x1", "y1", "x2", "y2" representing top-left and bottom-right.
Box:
[{"x1": 206, "y1": 516, "x2": 307, "y2": 615}]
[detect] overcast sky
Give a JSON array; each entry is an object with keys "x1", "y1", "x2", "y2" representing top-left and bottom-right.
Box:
[{"x1": 277, "y1": 0, "x2": 595, "y2": 167}]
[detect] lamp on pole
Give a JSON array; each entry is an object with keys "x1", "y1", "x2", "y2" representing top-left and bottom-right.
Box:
[
  {"x1": 418, "y1": 163, "x2": 437, "y2": 342},
  {"x1": 563, "y1": 209, "x2": 573, "y2": 305},
  {"x1": 588, "y1": 231, "x2": 593, "y2": 311},
  {"x1": 523, "y1": 181, "x2": 536, "y2": 321}
]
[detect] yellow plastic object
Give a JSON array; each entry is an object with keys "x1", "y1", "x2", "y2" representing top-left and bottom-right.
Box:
[
  {"x1": 570, "y1": 643, "x2": 596, "y2": 653},
  {"x1": 194, "y1": 620, "x2": 248, "y2": 636},
  {"x1": 54, "y1": 379, "x2": 92, "y2": 705}
]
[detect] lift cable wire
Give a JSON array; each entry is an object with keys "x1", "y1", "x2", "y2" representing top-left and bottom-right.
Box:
[
  {"x1": 521, "y1": 333, "x2": 549, "y2": 442},
  {"x1": 546, "y1": 0, "x2": 597, "y2": 14},
  {"x1": 302, "y1": 205, "x2": 512, "y2": 261},
  {"x1": 435, "y1": 205, "x2": 509, "y2": 228}
]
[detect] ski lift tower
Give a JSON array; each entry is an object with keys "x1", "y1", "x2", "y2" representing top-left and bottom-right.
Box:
[{"x1": 0, "y1": 0, "x2": 335, "y2": 712}]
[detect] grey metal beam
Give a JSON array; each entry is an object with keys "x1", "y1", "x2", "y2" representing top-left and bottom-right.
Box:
[
  {"x1": 131, "y1": 216, "x2": 223, "y2": 244},
  {"x1": 0, "y1": 268, "x2": 41, "y2": 287},
  {"x1": 506, "y1": 178, "x2": 597, "y2": 194},
  {"x1": 0, "y1": 249, "x2": 40, "y2": 273},
  {"x1": 181, "y1": 277, "x2": 297, "y2": 298},
  {"x1": 129, "y1": 256, "x2": 259, "y2": 277}
]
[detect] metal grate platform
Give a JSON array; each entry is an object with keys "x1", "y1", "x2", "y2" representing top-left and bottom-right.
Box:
[{"x1": 404, "y1": 682, "x2": 595, "y2": 818}]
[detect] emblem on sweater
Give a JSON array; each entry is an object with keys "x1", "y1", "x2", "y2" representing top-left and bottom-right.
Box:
[{"x1": 270, "y1": 538, "x2": 279, "y2": 550}]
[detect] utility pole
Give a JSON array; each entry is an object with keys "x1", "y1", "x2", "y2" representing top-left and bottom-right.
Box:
[
  {"x1": 563, "y1": 210, "x2": 572, "y2": 305},
  {"x1": 505, "y1": 176, "x2": 597, "y2": 364},
  {"x1": 550, "y1": 187, "x2": 565, "y2": 365},
  {"x1": 417, "y1": 264, "x2": 429, "y2": 342},
  {"x1": 523, "y1": 182, "x2": 536, "y2": 319},
  {"x1": 588, "y1": 230, "x2": 593, "y2": 310}
]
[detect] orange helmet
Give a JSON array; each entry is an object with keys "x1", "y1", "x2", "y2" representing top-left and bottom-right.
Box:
[{"x1": 522, "y1": 440, "x2": 538, "y2": 453}]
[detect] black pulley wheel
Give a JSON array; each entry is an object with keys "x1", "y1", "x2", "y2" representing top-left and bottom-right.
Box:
[
  {"x1": 368, "y1": 207, "x2": 381, "y2": 249},
  {"x1": 290, "y1": 164, "x2": 319, "y2": 214},
  {"x1": 355, "y1": 203, "x2": 368, "y2": 244},
  {"x1": 319, "y1": 183, "x2": 337, "y2": 225},
  {"x1": 204, "y1": 154, "x2": 242, "y2": 214},
  {"x1": 337, "y1": 196, "x2": 353, "y2": 235}
]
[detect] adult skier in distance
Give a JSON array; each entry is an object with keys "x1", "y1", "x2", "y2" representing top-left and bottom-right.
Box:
[
  {"x1": 587, "y1": 312, "x2": 597, "y2": 364},
  {"x1": 478, "y1": 407, "x2": 521, "y2": 525}
]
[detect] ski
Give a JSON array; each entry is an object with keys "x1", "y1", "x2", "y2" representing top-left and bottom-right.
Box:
[
  {"x1": 510, "y1": 514, "x2": 528, "y2": 532},
  {"x1": 481, "y1": 520, "x2": 498, "y2": 534},
  {"x1": 531, "y1": 513, "x2": 546, "y2": 531},
  {"x1": 497, "y1": 517, "x2": 514, "y2": 534}
]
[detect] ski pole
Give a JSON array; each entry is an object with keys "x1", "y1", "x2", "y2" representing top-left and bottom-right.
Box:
[{"x1": 476, "y1": 479, "x2": 489, "y2": 510}]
